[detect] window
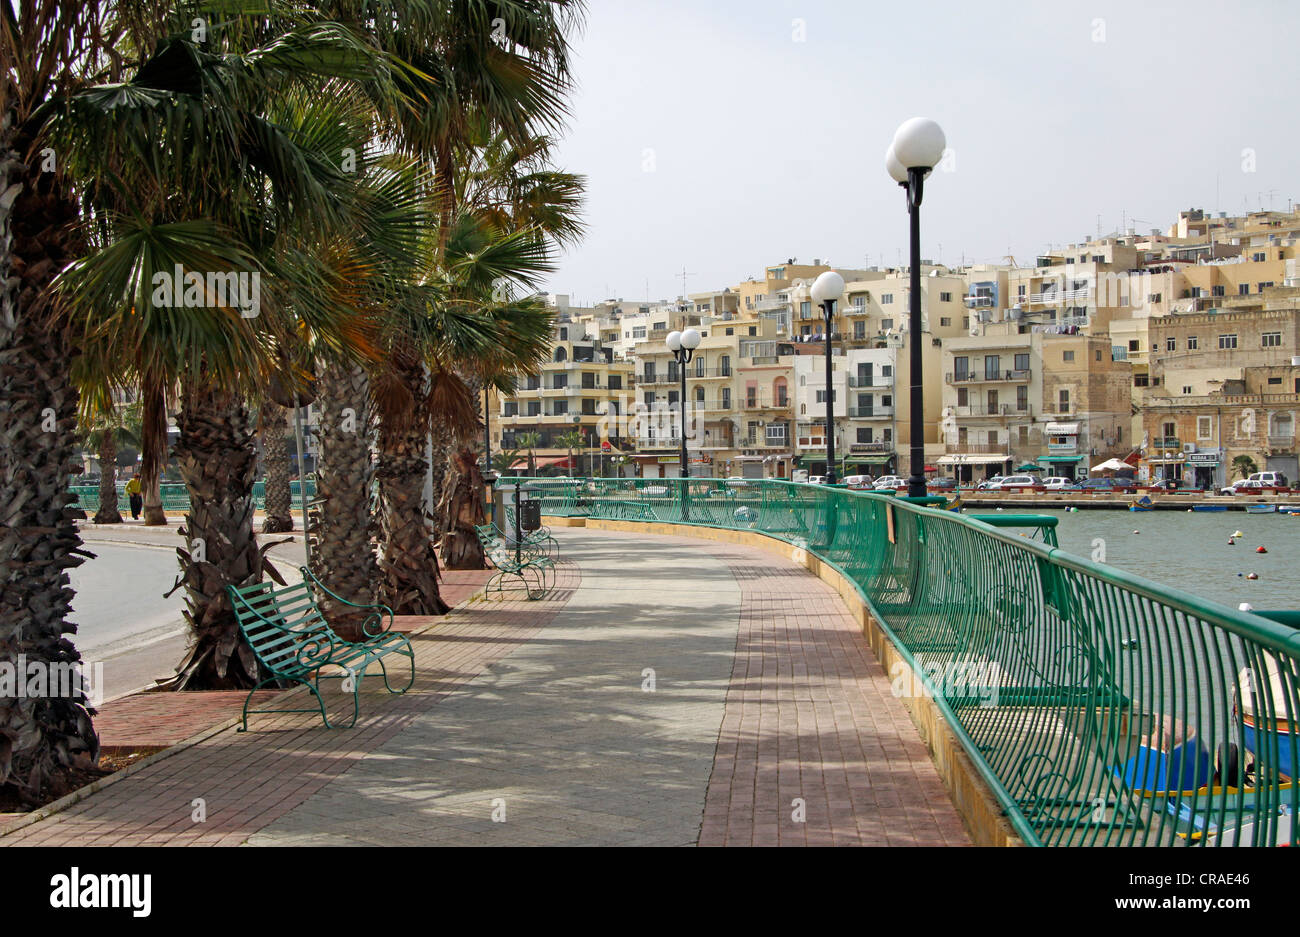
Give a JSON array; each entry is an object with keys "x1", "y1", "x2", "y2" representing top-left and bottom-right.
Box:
[
  {"x1": 1016, "y1": 386, "x2": 1028, "y2": 411},
  {"x1": 1129, "y1": 340, "x2": 1140, "y2": 352},
  {"x1": 940, "y1": 317, "x2": 951, "y2": 326},
  {"x1": 667, "y1": 391, "x2": 678, "y2": 405},
  {"x1": 1134, "y1": 374, "x2": 1149, "y2": 387},
  {"x1": 559, "y1": 327, "x2": 568, "y2": 340},
  {"x1": 1096, "y1": 349, "x2": 1103, "y2": 361},
  {"x1": 1163, "y1": 421, "x2": 1176, "y2": 438},
  {"x1": 503, "y1": 401, "x2": 518, "y2": 417},
  {"x1": 1253, "y1": 251, "x2": 1267, "y2": 262},
  {"x1": 1166, "y1": 337, "x2": 1176, "y2": 351},
  {"x1": 633, "y1": 326, "x2": 647, "y2": 338},
  {"x1": 653, "y1": 321, "x2": 666, "y2": 331},
  {"x1": 962, "y1": 316, "x2": 969, "y2": 329},
  {"x1": 1014, "y1": 353, "x2": 1030, "y2": 371},
  {"x1": 881, "y1": 395, "x2": 892, "y2": 408},
  {"x1": 1239, "y1": 283, "x2": 1251, "y2": 296},
  {"x1": 1092, "y1": 255, "x2": 1104, "y2": 263},
  {"x1": 1058, "y1": 389, "x2": 1070, "y2": 412},
  {"x1": 883, "y1": 428, "x2": 892, "y2": 443},
  {"x1": 1187, "y1": 336, "x2": 1198, "y2": 350},
  {"x1": 608, "y1": 375, "x2": 622, "y2": 390},
  {"x1": 881, "y1": 318, "x2": 894, "y2": 331},
  {"x1": 857, "y1": 427, "x2": 873, "y2": 443},
  {"x1": 984, "y1": 355, "x2": 1001, "y2": 380},
  {"x1": 527, "y1": 401, "x2": 541, "y2": 416},
  {"x1": 1268, "y1": 376, "x2": 1283, "y2": 385},
  {"x1": 725, "y1": 328, "x2": 733, "y2": 336},
  {"x1": 582, "y1": 399, "x2": 598, "y2": 415},
  {"x1": 721, "y1": 388, "x2": 730, "y2": 408},
  {"x1": 552, "y1": 400, "x2": 567, "y2": 415},
  {"x1": 1258, "y1": 282, "x2": 1274, "y2": 292},
  {"x1": 986, "y1": 389, "x2": 999, "y2": 411},
  {"x1": 644, "y1": 392, "x2": 655, "y2": 406},
  {"x1": 940, "y1": 292, "x2": 952, "y2": 303},
  {"x1": 799, "y1": 301, "x2": 812, "y2": 319},
  {"x1": 1212, "y1": 285, "x2": 1225, "y2": 297},
  {"x1": 1262, "y1": 332, "x2": 1282, "y2": 347},
  {"x1": 1148, "y1": 293, "x2": 1162, "y2": 303},
  {"x1": 815, "y1": 389, "x2": 836, "y2": 403},
  {"x1": 1183, "y1": 386, "x2": 1193, "y2": 395},
  {"x1": 695, "y1": 358, "x2": 705, "y2": 377},
  {"x1": 748, "y1": 326, "x2": 757, "y2": 336},
  {"x1": 953, "y1": 356, "x2": 969, "y2": 381},
  {"x1": 881, "y1": 293, "x2": 894, "y2": 304},
  {"x1": 956, "y1": 387, "x2": 968, "y2": 407},
  {"x1": 958, "y1": 426, "x2": 968, "y2": 444},
  {"x1": 1218, "y1": 334, "x2": 1238, "y2": 349},
  {"x1": 720, "y1": 355, "x2": 731, "y2": 376},
  {"x1": 853, "y1": 321, "x2": 866, "y2": 339},
  {"x1": 552, "y1": 374, "x2": 567, "y2": 389},
  {"x1": 1019, "y1": 425, "x2": 1030, "y2": 445},
  {"x1": 988, "y1": 430, "x2": 999, "y2": 446}
]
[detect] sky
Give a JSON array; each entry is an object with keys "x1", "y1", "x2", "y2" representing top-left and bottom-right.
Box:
[{"x1": 542, "y1": 0, "x2": 1299, "y2": 305}]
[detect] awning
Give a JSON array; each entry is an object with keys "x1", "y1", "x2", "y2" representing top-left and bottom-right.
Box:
[
  {"x1": 937, "y1": 454, "x2": 1011, "y2": 465},
  {"x1": 847, "y1": 456, "x2": 891, "y2": 465},
  {"x1": 508, "y1": 455, "x2": 571, "y2": 469},
  {"x1": 1145, "y1": 455, "x2": 1186, "y2": 464},
  {"x1": 1041, "y1": 455, "x2": 1083, "y2": 463},
  {"x1": 1045, "y1": 422, "x2": 1080, "y2": 435}
]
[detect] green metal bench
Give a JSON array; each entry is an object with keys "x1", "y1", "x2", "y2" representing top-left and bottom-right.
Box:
[
  {"x1": 474, "y1": 524, "x2": 556, "y2": 599},
  {"x1": 226, "y1": 567, "x2": 415, "y2": 730}
]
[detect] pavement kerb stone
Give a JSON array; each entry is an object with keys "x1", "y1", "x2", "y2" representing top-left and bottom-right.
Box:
[
  {"x1": 0, "y1": 578, "x2": 492, "y2": 840},
  {"x1": 569, "y1": 515, "x2": 1024, "y2": 848}
]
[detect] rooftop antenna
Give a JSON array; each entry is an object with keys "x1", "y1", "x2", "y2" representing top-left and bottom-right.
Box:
[{"x1": 678, "y1": 265, "x2": 695, "y2": 299}]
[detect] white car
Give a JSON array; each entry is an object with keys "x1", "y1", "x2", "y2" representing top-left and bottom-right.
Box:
[
  {"x1": 1042, "y1": 477, "x2": 1075, "y2": 490},
  {"x1": 806, "y1": 475, "x2": 826, "y2": 486},
  {"x1": 1221, "y1": 479, "x2": 1264, "y2": 495},
  {"x1": 873, "y1": 475, "x2": 906, "y2": 490},
  {"x1": 842, "y1": 474, "x2": 875, "y2": 490},
  {"x1": 985, "y1": 474, "x2": 1043, "y2": 491},
  {"x1": 724, "y1": 476, "x2": 750, "y2": 488}
]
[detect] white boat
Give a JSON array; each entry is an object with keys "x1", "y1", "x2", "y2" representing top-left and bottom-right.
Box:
[{"x1": 1245, "y1": 503, "x2": 1277, "y2": 514}]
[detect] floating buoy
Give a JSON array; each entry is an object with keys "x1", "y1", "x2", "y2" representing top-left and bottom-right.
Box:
[
  {"x1": 1228, "y1": 538, "x2": 1235, "y2": 545},
  {"x1": 1233, "y1": 530, "x2": 1245, "y2": 538},
  {"x1": 1237, "y1": 572, "x2": 1244, "y2": 577},
  {"x1": 1240, "y1": 602, "x2": 1255, "y2": 611},
  {"x1": 1133, "y1": 530, "x2": 1140, "y2": 535},
  {"x1": 1256, "y1": 546, "x2": 1268, "y2": 554},
  {"x1": 1247, "y1": 572, "x2": 1260, "y2": 580}
]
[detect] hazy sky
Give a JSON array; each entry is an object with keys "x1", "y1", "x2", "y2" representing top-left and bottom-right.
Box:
[{"x1": 543, "y1": 0, "x2": 1298, "y2": 305}]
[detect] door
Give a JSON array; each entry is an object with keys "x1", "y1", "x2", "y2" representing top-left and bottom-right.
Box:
[{"x1": 742, "y1": 462, "x2": 764, "y2": 479}]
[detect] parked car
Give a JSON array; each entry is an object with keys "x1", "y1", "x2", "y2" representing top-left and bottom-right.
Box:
[
  {"x1": 1041, "y1": 477, "x2": 1076, "y2": 490},
  {"x1": 975, "y1": 475, "x2": 1005, "y2": 491},
  {"x1": 873, "y1": 475, "x2": 906, "y2": 490},
  {"x1": 791, "y1": 469, "x2": 809, "y2": 484},
  {"x1": 806, "y1": 475, "x2": 826, "y2": 486},
  {"x1": 1148, "y1": 477, "x2": 1186, "y2": 492},
  {"x1": 1078, "y1": 477, "x2": 1117, "y2": 492},
  {"x1": 724, "y1": 476, "x2": 750, "y2": 487},
  {"x1": 1249, "y1": 471, "x2": 1289, "y2": 489},
  {"x1": 842, "y1": 474, "x2": 875, "y2": 489},
  {"x1": 986, "y1": 474, "x2": 1044, "y2": 492},
  {"x1": 1221, "y1": 478, "x2": 1265, "y2": 495},
  {"x1": 927, "y1": 477, "x2": 957, "y2": 490}
]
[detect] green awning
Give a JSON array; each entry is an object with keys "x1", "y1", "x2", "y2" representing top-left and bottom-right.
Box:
[
  {"x1": 1041, "y1": 455, "x2": 1084, "y2": 462},
  {"x1": 848, "y1": 456, "x2": 892, "y2": 465},
  {"x1": 1016, "y1": 463, "x2": 1042, "y2": 472}
]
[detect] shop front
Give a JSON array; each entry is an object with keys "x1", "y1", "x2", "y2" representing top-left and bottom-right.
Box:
[
  {"x1": 1185, "y1": 450, "x2": 1221, "y2": 490},
  {"x1": 1039, "y1": 454, "x2": 1085, "y2": 480}
]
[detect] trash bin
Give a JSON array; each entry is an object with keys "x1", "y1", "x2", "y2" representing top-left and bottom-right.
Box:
[{"x1": 519, "y1": 499, "x2": 541, "y2": 532}]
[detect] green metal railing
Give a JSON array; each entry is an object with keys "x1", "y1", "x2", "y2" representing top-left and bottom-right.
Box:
[
  {"x1": 498, "y1": 476, "x2": 1300, "y2": 847},
  {"x1": 71, "y1": 480, "x2": 317, "y2": 514}
]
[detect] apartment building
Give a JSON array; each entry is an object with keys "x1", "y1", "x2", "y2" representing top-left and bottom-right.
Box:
[
  {"x1": 1136, "y1": 299, "x2": 1300, "y2": 485},
  {"x1": 939, "y1": 327, "x2": 1130, "y2": 481},
  {"x1": 792, "y1": 347, "x2": 900, "y2": 478},
  {"x1": 493, "y1": 320, "x2": 635, "y2": 473}
]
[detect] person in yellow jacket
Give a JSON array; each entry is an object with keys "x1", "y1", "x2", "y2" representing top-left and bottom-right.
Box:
[{"x1": 125, "y1": 475, "x2": 143, "y2": 520}]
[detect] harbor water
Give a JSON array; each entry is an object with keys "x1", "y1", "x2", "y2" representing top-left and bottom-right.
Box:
[{"x1": 1033, "y1": 507, "x2": 1299, "y2": 612}]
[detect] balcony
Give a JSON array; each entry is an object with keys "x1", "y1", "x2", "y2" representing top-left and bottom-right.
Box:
[
  {"x1": 847, "y1": 407, "x2": 893, "y2": 419},
  {"x1": 848, "y1": 441, "x2": 893, "y2": 453},
  {"x1": 539, "y1": 385, "x2": 574, "y2": 396},
  {"x1": 795, "y1": 434, "x2": 827, "y2": 450},
  {"x1": 949, "y1": 404, "x2": 1028, "y2": 417},
  {"x1": 1026, "y1": 287, "x2": 1092, "y2": 305},
  {"x1": 740, "y1": 436, "x2": 788, "y2": 449},
  {"x1": 947, "y1": 443, "x2": 1008, "y2": 454},
  {"x1": 1151, "y1": 437, "x2": 1180, "y2": 449},
  {"x1": 964, "y1": 295, "x2": 994, "y2": 308},
  {"x1": 637, "y1": 373, "x2": 677, "y2": 386},
  {"x1": 847, "y1": 375, "x2": 894, "y2": 388},
  {"x1": 741, "y1": 396, "x2": 790, "y2": 410},
  {"x1": 692, "y1": 368, "x2": 733, "y2": 379},
  {"x1": 946, "y1": 370, "x2": 1032, "y2": 384},
  {"x1": 1268, "y1": 435, "x2": 1295, "y2": 448},
  {"x1": 636, "y1": 437, "x2": 683, "y2": 449}
]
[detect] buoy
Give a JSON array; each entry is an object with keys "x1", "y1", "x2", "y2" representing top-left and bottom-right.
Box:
[
  {"x1": 1233, "y1": 530, "x2": 1244, "y2": 538},
  {"x1": 1256, "y1": 546, "x2": 1267, "y2": 554},
  {"x1": 1237, "y1": 572, "x2": 1244, "y2": 577},
  {"x1": 1240, "y1": 602, "x2": 1255, "y2": 611},
  {"x1": 1247, "y1": 572, "x2": 1259, "y2": 580},
  {"x1": 1133, "y1": 530, "x2": 1140, "y2": 535},
  {"x1": 1228, "y1": 538, "x2": 1235, "y2": 545}
]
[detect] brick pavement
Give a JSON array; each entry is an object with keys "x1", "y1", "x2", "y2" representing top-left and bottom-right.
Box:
[{"x1": 2, "y1": 528, "x2": 969, "y2": 846}]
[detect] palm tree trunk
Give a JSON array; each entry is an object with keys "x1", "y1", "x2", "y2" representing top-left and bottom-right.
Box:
[
  {"x1": 439, "y1": 446, "x2": 488, "y2": 568},
  {"x1": 0, "y1": 118, "x2": 100, "y2": 799},
  {"x1": 376, "y1": 362, "x2": 448, "y2": 616},
  {"x1": 139, "y1": 378, "x2": 168, "y2": 525},
  {"x1": 259, "y1": 401, "x2": 293, "y2": 533},
  {"x1": 171, "y1": 376, "x2": 267, "y2": 689},
  {"x1": 92, "y1": 432, "x2": 122, "y2": 523},
  {"x1": 310, "y1": 361, "x2": 379, "y2": 640}
]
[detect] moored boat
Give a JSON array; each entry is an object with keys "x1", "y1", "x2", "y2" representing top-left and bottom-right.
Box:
[
  {"x1": 1192, "y1": 504, "x2": 1228, "y2": 512},
  {"x1": 1245, "y1": 503, "x2": 1277, "y2": 514}
]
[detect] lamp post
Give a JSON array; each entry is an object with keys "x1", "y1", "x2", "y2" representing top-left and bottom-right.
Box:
[
  {"x1": 887, "y1": 117, "x2": 947, "y2": 499},
  {"x1": 810, "y1": 271, "x2": 845, "y2": 486},
  {"x1": 666, "y1": 328, "x2": 701, "y2": 479},
  {"x1": 666, "y1": 327, "x2": 701, "y2": 520}
]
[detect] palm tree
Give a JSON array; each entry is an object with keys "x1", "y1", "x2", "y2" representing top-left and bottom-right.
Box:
[
  {"x1": 491, "y1": 447, "x2": 522, "y2": 475},
  {"x1": 76, "y1": 392, "x2": 142, "y2": 525},
  {"x1": 259, "y1": 401, "x2": 294, "y2": 533},
  {"x1": 517, "y1": 432, "x2": 542, "y2": 475},
  {"x1": 557, "y1": 430, "x2": 584, "y2": 476},
  {"x1": 1233, "y1": 454, "x2": 1259, "y2": 479}
]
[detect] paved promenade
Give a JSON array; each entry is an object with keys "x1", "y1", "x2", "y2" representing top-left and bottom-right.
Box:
[{"x1": 3, "y1": 529, "x2": 967, "y2": 846}]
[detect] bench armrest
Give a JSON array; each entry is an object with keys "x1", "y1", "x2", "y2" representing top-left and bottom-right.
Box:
[{"x1": 300, "y1": 567, "x2": 396, "y2": 640}]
